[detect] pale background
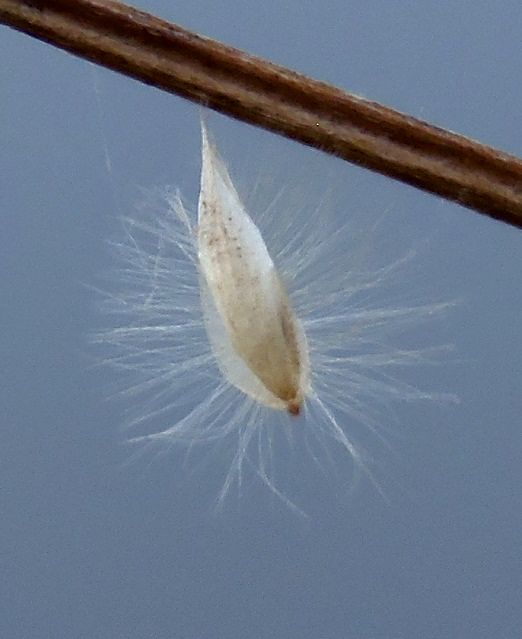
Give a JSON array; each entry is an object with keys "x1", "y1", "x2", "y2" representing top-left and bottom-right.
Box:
[{"x1": 2, "y1": 1, "x2": 522, "y2": 637}]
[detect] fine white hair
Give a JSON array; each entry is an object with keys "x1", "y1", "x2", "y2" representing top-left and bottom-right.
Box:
[{"x1": 94, "y1": 121, "x2": 456, "y2": 517}]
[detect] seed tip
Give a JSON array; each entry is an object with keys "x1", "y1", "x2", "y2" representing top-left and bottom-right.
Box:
[{"x1": 287, "y1": 400, "x2": 301, "y2": 416}]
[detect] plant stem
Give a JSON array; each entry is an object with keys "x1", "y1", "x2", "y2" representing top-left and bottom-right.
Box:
[{"x1": 2, "y1": 0, "x2": 522, "y2": 229}]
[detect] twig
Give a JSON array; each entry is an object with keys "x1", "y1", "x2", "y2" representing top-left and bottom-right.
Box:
[{"x1": 1, "y1": 0, "x2": 522, "y2": 229}]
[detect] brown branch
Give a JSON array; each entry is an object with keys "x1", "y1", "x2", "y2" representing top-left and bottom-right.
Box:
[{"x1": 2, "y1": 0, "x2": 522, "y2": 229}]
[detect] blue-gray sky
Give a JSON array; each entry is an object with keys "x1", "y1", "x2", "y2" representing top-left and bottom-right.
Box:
[{"x1": 2, "y1": 1, "x2": 522, "y2": 637}]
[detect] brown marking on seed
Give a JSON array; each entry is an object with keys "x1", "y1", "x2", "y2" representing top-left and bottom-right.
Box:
[{"x1": 287, "y1": 400, "x2": 301, "y2": 416}]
